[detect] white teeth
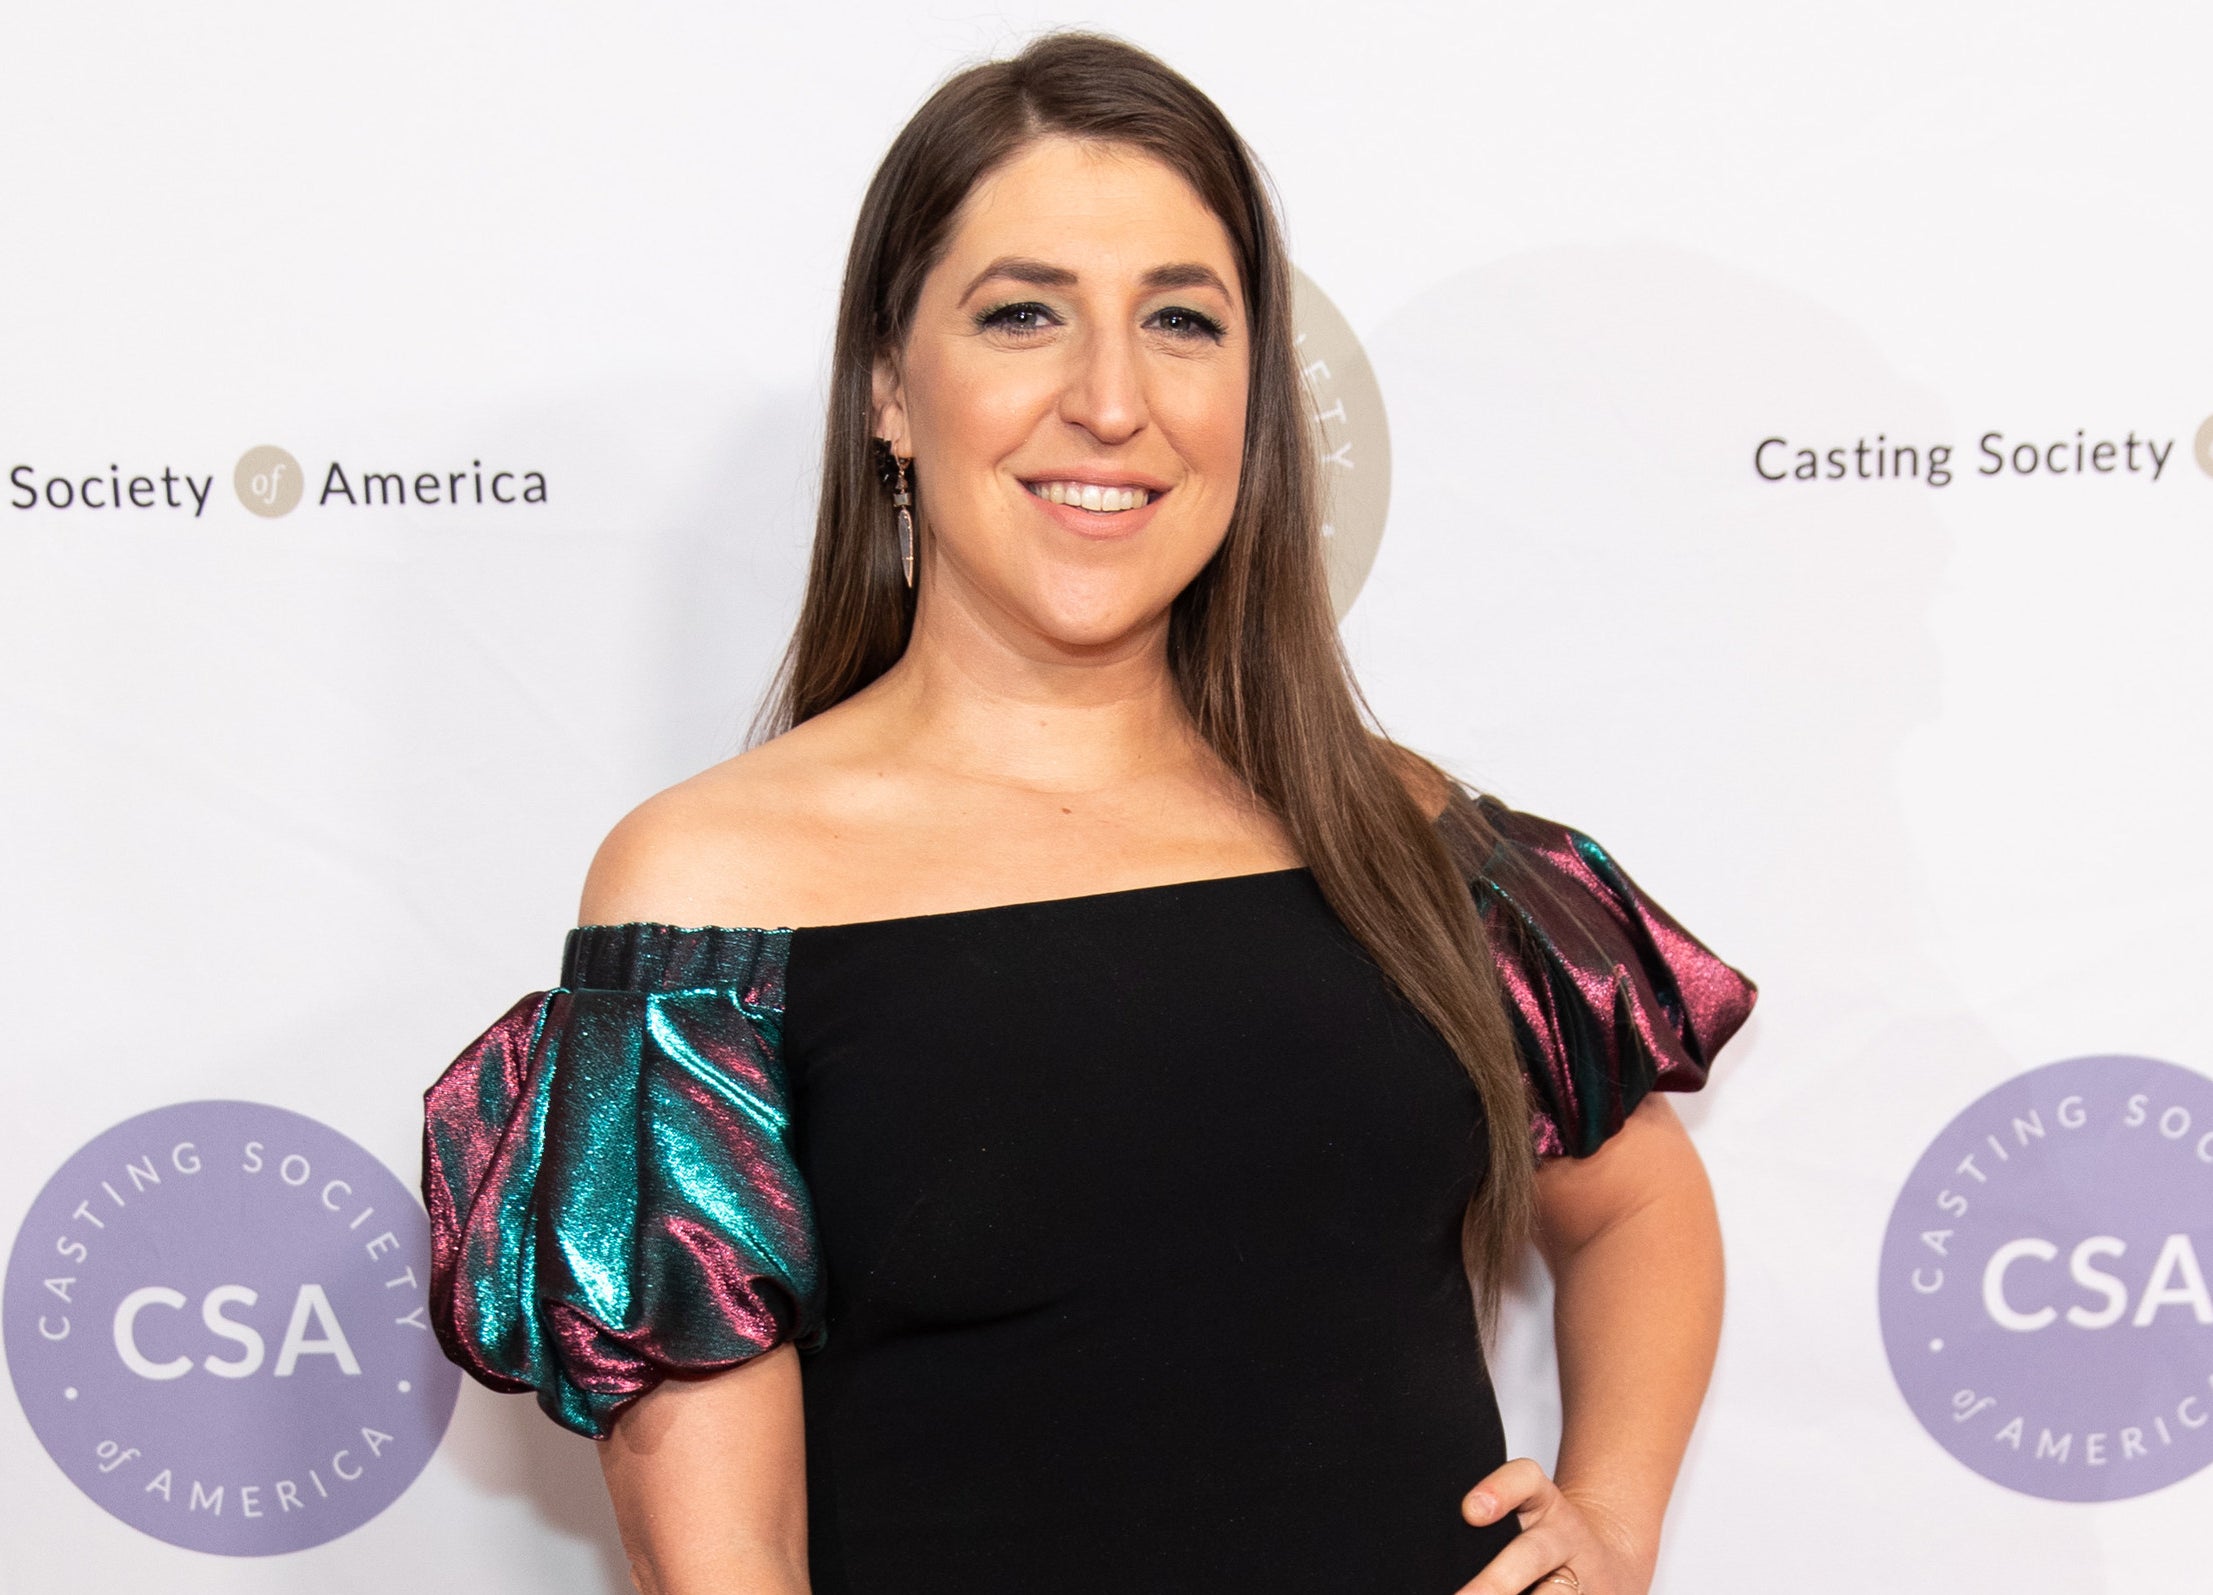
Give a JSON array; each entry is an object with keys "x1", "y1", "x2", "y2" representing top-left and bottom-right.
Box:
[{"x1": 1028, "y1": 481, "x2": 1152, "y2": 512}]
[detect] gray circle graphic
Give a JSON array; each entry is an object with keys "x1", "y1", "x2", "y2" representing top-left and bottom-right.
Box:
[
  {"x1": 1291, "y1": 270, "x2": 1392, "y2": 619},
  {"x1": 233, "y1": 446, "x2": 304, "y2": 518},
  {"x1": 4, "y1": 1100, "x2": 459, "y2": 1554},
  {"x1": 2194, "y1": 415, "x2": 2213, "y2": 479}
]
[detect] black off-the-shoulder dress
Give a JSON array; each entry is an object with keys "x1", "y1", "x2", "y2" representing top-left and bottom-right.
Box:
[{"x1": 422, "y1": 791, "x2": 1755, "y2": 1592}]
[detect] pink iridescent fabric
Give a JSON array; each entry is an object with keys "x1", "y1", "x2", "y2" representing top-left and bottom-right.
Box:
[
  {"x1": 421, "y1": 924, "x2": 822, "y2": 1439},
  {"x1": 1447, "y1": 789, "x2": 1758, "y2": 1159}
]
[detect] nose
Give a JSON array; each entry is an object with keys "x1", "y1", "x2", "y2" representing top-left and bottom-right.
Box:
[{"x1": 1056, "y1": 324, "x2": 1148, "y2": 445}]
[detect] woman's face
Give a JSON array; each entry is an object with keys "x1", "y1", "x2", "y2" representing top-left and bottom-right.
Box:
[{"x1": 875, "y1": 135, "x2": 1249, "y2": 657}]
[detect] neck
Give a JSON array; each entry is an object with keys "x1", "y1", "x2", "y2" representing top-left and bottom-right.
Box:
[{"x1": 862, "y1": 569, "x2": 1202, "y2": 798}]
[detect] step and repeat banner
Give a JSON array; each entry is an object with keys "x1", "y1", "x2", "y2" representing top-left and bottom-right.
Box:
[{"x1": 3, "y1": 3, "x2": 2208, "y2": 1590}]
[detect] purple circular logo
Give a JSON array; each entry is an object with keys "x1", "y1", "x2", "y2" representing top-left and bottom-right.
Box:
[
  {"x1": 4, "y1": 1101, "x2": 460, "y2": 1554},
  {"x1": 1880, "y1": 1055, "x2": 2213, "y2": 1501}
]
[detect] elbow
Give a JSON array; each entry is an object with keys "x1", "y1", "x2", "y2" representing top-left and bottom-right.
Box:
[{"x1": 614, "y1": 1537, "x2": 811, "y2": 1595}]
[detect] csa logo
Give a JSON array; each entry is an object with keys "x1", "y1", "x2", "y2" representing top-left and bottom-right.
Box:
[
  {"x1": 1879, "y1": 1056, "x2": 2213, "y2": 1501},
  {"x1": 3, "y1": 1101, "x2": 459, "y2": 1553},
  {"x1": 1290, "y1": 268, "x2": 1391, "y2": 621}
]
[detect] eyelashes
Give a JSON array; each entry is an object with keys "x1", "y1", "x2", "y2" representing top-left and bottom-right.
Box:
[
  {"x1": 1150, "y1": 306, "x2": 1227, "y2": 342},
  {"x1": 972, "y1": 300, "x2": 1229, "y2": 344},
  {"x1": 974, "y1": 300, "x2": 1057, "y2": 335}
]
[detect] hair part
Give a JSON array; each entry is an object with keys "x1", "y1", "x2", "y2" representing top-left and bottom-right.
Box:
[{"x1": 755, "y1": 30, "x2": 1534, "y2": 1327}]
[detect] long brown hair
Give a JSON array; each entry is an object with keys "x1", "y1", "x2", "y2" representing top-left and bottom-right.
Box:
[{"x1": 755, "y1": 31, "x2": 1533, "y2": 1326}]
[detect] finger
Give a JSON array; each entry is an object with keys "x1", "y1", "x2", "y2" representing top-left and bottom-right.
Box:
[
  {"x1": 1462, "y1": 1456, "x2": 1555, "y2": 1527},
  {"x1": 1448, "y1": 1527, "x2": 1575, "y2": 1595}
]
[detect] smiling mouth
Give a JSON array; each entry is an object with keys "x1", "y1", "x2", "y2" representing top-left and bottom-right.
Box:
[{"x1": 1026, "y1": 480, "x2": 1156, "y2": 513}]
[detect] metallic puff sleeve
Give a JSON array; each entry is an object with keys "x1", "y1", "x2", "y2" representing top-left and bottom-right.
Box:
[
  {"x1": 421, "y1": 923, "x2": 824, "y2": 1439},
  {"x1": 1461, "y1": 794, "x2": 1758, "y2": 1160}
]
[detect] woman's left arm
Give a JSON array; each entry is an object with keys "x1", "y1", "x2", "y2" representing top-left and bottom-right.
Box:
[{"x1": 1457, "y1": 1091, "x2": 1725, "y2": 1595}]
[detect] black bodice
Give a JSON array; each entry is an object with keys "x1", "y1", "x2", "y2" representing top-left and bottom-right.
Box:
[
  {"x1": 422, "y1": 795, "x2": 1756, "y2": 1592},
  {"x1": 785, "y1": 867, "x2": 1517, "y2": 1591}
]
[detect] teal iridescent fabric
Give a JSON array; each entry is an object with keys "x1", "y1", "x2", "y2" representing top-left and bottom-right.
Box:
[{"x1": 422, "y1": 923, "x2": 823, "y2": 1439}]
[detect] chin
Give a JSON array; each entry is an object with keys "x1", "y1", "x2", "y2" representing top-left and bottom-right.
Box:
[
  {"x1": 1031, "y1": 608, "x2": 1162, "y2": 654},
  {"x1": 1017, "y1": 586, "x2": 1175, "y2": 654}
]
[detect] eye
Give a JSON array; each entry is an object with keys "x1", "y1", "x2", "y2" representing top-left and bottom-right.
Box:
[
  {"x1": 1148, "y1": 305, "x2": 1227, "y2": 342},
  {"x1": 975, "y1": 300, "x2": 1060, "y2": 337}
]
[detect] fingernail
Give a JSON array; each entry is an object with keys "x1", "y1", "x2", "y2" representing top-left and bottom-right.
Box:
[{"x1": 1465, "y1": 1491, "x2": 1495, "y2": 1521}]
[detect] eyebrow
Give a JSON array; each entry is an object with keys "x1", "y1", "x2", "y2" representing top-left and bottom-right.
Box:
[
  {"x1": 1138, "y1": 262, "x2": 1232, "y2": 297},
  {"x1": 958, "y1": 255, "x2": 1234, "y2": 305}
]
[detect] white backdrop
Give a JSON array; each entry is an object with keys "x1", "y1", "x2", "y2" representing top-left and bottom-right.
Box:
[{"x1": 4, "y1": 2, "x2": 2210, "y2": 1589}]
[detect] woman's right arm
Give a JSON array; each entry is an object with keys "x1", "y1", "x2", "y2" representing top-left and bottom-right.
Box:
[
  {"x1": 598, "y1": 1343, "x2": 811, "y2": 1595},
  {"x1": 582, "y1": 789, "x2": 815, "y2": 1594}
]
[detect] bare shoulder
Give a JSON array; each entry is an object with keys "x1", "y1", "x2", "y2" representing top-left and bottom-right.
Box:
[{"x1": 577, "y1": 730, "x2": 839, "y2": 931}]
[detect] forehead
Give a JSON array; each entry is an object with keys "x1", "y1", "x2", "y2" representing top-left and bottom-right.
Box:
[{"x1": 938, "y1": 136, "x2": 1241, "y2": 296}]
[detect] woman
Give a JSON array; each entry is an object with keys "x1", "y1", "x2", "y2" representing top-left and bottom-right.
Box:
[{"x1": 423, "y1": 32, "x2": 1754, "y2": 1595}]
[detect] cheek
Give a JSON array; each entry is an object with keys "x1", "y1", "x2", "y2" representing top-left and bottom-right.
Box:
[
  {"x1": 909, "y1": 347, "x2": 1057, "y2": 473},
  {"x1": 1161, "y1": 367, "x2": 1249, "y2": 500}
]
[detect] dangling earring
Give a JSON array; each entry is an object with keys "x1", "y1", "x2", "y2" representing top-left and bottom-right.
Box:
[{"x1": 892, "y1": 454, "x2": 915, "y2": 589}]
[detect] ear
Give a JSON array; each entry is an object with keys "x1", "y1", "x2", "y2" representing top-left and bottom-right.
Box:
[{"x1": 870, "y1": 351, "x2": 910, "y2": 456}]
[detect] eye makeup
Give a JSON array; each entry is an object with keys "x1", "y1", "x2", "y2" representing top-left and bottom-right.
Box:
[{"x1": 970, "y1": 300, "x2": 1229, "y2": 343}]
